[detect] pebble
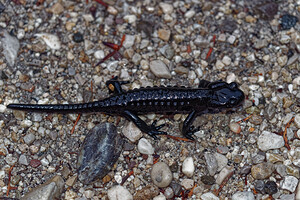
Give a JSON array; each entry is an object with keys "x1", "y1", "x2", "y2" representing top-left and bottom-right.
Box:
[
  {"x1": 1, "y1": 30, "x2": 20, "y2": 66},
  {"x1": 5, "y1": 154, "x2": 17, "y2": 165},
  {"x1": 123, "y1": 15, "x2": 137, "y2": 23},
  {"x1": 140, "y1": 39, "x2": 149, "y2": 49},
  {"x1": 277, "y1": 55, "x2": 288, "y2": 67},
  {"x1": 182, "y1": 157, "x2": 194, "y2": 177},
  {"x1": 184, "y1": 10, "x2": 195, "y2": 19},
  {"x1": 150, "y1": 60, "x2": 171, "y2": 79},
  {"x1": 158, "y1": 29, "x2": 171, "y2": 41},
  {"x1": 200, "y1": 192, "x2": 219, "y2": 200},
  {"x1": 123, "y1": 35, "x2": 135, "y2": 48},
  {"x1": 251, "y1": 162, "x2": 275, "y2": 179},
  {"x1": 133, "y1": 185, "x2": 160, "y2": 200},
  {"x1": 257, "y1": 131, "x2": 285, "y2": 151},
  {"x1": 77, "y1": 123, "x2": 123, "y2": 184},
  {"x1": 159, "y1": 45, "x2": 175, "y2": 59},
  {"x1": 94, "y1": 50, "x2": 105, "y2": 60},
  {"x1": 181, "y1": 178, "x2": 194, "y2": 190},
  {"x1": 287, "y1": 54, "x2": 299, "y2": 66},
  {"x1": 280, "y1": 194, "x2": 295, "y2": 200},
  {"x1": 232, "y1": 191, "x2": 255, "y2": 200},
  {"x1": 18, "y1": 154, "x2": 29, "y2": 165},
  {"x1": 246, "y1": 53, "x2": 256, "y2": 62},
  {"x1": 281, "y1": 176, "x2": 298, "y2": 192},
  {"x1": 35, "y1": 33, "x2": 61, "y2": 50},
  {"x1": 222, "y1": 55, "x2": 231, "y2": 66},
  {"x1": 254, "y1": 180, "x2": 265, "y2": 193},
  {"x1": 73, "y1": 32, "x2": 84, "y2": 43},
  {"x1": 229, "y1": 122, "x2": 241, "y2": 134},
  {"x1": 294, "y1": 114, "x2": 300, "y2": 129},
  {"x1": 132, "y1": 53, "x2": 141, "y2": 65},
  {"x1": 215, "y1": 60, "x2": 225, "y2": 70},
  {"x1": 153, "y1": 194, "x2": 166, "y2": 200},
  {"x1": 151, "y1": 162, "x2": 173, "y2": 188},
  {"x1": 107, "y1": 185, "x2": 133, "y2": 200},
  {"x1": 21, "y1": 176, "x2": 64, "y2": 200},
  {"x1": 66, "y1": 175, "x2": 77, "y2": 187},
  {"x1": 264, "y1": 181, "x2": 278, "y2": 195},
  {"x1": 216, "y1": 166, "x2": 234, "y2": 185},
  {"x1": 30, "y1": 159, "x2": 41, "y2": 168},
  {"x1": 280, "y1": 14, "x2": 298, "y2": 30},
  {"x1": 204, "y1": 152, "x2": 218, "y2": 176},
  {"x1": 50, "y1": 2, "x2": 64, "y2": 15},
  {"x1": 122, "y1": 121, "x2": 143, "y2": 142},
  {"x1": 137, "y1": 138, "x2": 154, "y2": 155},
  {"x1": 201, "y1": 175, "x2": 215, "y2": 185},
  {"x1": 214, "y1": 153, "x2": 228, "y2": 171},
  {"x1": 23, "y1": 133, "x2": 35, "y2": 145},
  {"x1": 107, "y1": 6, "x2": 118, "y2": 15},
  {"x1": 0, "y1": 104, "x2": 6, "y2": 113},
  {"x1": 227, "y1": 35, "x2": 236, "y2": 44},
  {"x1": 159, "y1": 3, "x2": 173, "y2": 14}
]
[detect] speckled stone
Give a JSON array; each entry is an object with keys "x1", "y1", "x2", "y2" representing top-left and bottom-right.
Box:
[
  {"x1": 251, "y1": 162, "x2": 275, "y2": 180},
  {"x1": 151, "y1": 162, "x2": 173, "y2": 188}
]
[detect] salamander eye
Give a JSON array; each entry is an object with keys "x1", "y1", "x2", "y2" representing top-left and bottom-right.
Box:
[{"x1": 229, "y1": 82, "x2": 238, "y2": 89}]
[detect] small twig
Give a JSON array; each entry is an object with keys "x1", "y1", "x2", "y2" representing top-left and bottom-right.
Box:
[{"x1": 214, "y1": 170, "x2": 234, "y2": 196}]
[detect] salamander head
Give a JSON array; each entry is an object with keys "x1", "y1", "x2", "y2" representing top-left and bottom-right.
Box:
[{"x1": 207, "y1": 82, "x2": 245, "y2": 108}]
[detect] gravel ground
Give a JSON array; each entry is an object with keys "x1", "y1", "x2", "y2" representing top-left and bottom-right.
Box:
[{"x1": 0, "y1": 0, "x2": 300, "y2": 199}]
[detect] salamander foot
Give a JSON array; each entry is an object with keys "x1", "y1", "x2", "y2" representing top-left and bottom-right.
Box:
[
  {"x1": 146, "y1": 120, "x2": 167, "y2": 139},
  {"x1": 184, "y1": 125, "x2": 200, "y2": 140}
]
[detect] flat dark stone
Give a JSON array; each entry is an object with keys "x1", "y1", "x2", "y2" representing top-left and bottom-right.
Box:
[{"x1": 77, "y1": 123, "x2": 123, "y2": 184}]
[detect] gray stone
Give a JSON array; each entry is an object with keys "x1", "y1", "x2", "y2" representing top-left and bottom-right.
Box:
[
  {"x1": 23, "y1": 133, "x2": 36, "y2": 145},
  {"x1": 19, "y1": 154, "x2": 29, "y2": 166},
  {"x1": 281, "y1": 176, "x2": 298, "y2": 192},
  {"x1": 150, "y1": 60, "x2": 171, "y2": 79},
  {"x1": 257, "y1": 131, "x2": 284, "y2": 151},
  {"x1": 1, "y1": 30, "x2": 20, "y2": 66},
  {"x1": 77, "y1": 123, "x2": 123, "y2": 184},
  {"x1": 123, "y1": 35, "x2": 135, "y2": 48},
  {"x1": 21, "y1": 175, "x2": 64, "y2": 200},
  {"x1": 204, "y1": 152, "x2": 218, "y2": 176},
  {"x1": 232, "y1": 191, "x2": 255, "y2": 200},
  {"x1": 151, "y1": 162, "x2": 173, "y2": 188}
]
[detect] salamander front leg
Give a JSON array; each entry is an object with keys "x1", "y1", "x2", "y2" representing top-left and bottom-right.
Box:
[
  {"x1": 106, "y1": 76, "x2": 130, "y2": 94},
  {"x1": 123, "y1": 110, "x2": 167, "y2": 139},
  {"x1": 182, "y1": 110, "x2": 199, "y2": 140}
]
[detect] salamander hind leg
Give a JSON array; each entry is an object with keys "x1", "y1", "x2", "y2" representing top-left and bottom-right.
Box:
[
  {"x1": 182, "y1": 110, "x2": 199, "y2": 140},
  {"x1": 123, "y1": 110, "x2": 167, "y2": 139},
  {"x1": 106, "y1": 76, "x2": 130, "y2": 94}
]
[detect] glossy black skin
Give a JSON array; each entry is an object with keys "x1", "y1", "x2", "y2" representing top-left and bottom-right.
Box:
[{"x1": 7, "y1": 77, "x2": 245, "y2": 140}]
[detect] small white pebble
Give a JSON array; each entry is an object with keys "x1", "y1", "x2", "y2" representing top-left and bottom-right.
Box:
[
  {"x1": 246, "y1": 53, "x2": 255, "y2": 62},
  {"x1": 226, "y1": 73, "x2": 236, "y2": 83},
  {"x1": 107, "y1": 185, "x2": 133, "y2": 200},
  {"x1": 215, "y1": 60, "x2": 225, "y2": 70},
  {"x1": 123, "y1": 15, "x2": 136, "y2": 23},
  {"x1": 222, "y1": 55, "x2": 231, "y2": 66},
  {"x1": 0, "y1": 105, "x2": 6, "y2": 113},
  {"x1": 138, "y1": 138, "x2": 154, "y2": 155},
  {"x1": 227, "y1": 35, "x2": 236, "y2": 44},
  {"x1": 35, "y1": 33, "x2": 61, "y2": 50},
  {"x1": 184, "y1": 10, "x2": 195, "y2": 19},
  {"x1": 182, "y1": 157, "x2": 195, "y2": 177}
]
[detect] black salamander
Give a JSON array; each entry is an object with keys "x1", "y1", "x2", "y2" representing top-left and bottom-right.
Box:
[{"x1": 7, "y1": 77, "x2": 245, "y2": 140}]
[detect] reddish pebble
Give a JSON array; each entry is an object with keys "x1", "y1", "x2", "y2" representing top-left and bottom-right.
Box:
[
  {"x1": 30, "y1": 159, "x2": 41, "y2": 168},
  {"x1": 229, "y1": 122, "x2": 241, "y2": 134}
]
